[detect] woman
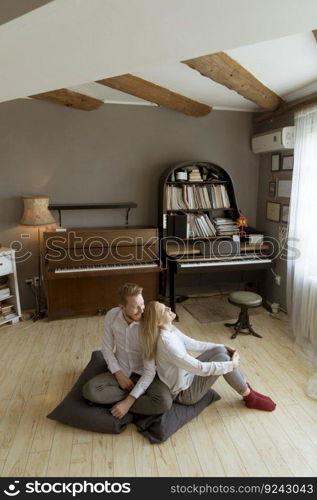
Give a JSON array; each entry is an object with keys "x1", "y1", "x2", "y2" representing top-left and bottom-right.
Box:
[{"x1": 142, "y1": 301, "x2": 276, "y2": 411}]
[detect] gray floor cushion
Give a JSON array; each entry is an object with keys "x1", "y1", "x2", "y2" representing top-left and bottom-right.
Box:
[
  {"x1": 133, "y1": 389, "x2": 221, "y2": 443},
  {"x1": 47, "y1": 350, "x2": 221, "y2": 440},
  {"x1": 47, "y1": 350, "x2": 133, "y2": 433}
]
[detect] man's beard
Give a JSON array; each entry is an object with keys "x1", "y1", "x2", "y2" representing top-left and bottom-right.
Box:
[{"x1": 123, "y1": 311, "x2": 142, "y2": 323}]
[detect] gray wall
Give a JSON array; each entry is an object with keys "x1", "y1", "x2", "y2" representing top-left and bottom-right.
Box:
[
  {"x1": 0, "y1": 98, "x2": 259, "y2": 309},
  {"x1": 254, "y1": 113, "x2": 294, "y2": 311}
]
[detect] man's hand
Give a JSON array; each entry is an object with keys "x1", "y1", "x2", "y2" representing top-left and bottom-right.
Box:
[
  {"x1": 225, "y1": 345, "x2": 236, "y2": 357},
  {"x1": 110, "y1": 395, "x2": 136, "y2": 419},
  {"x1": 114, "y1": 370, "x2": 135, "y2": 391}
]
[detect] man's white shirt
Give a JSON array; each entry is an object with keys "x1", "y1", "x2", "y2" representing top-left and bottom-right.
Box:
[{"x1": 102, "y1": 307, "x2": 155, "y2": 399}]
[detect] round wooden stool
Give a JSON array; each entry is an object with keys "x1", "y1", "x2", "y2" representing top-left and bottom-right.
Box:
[{"x1": 225, "y1": 291, "x2": 262, "y2": 339}]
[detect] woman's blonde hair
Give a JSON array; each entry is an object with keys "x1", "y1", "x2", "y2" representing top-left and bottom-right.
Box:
[{"x1": 141, "y1": 301, "x2": 163, "y2": 360}]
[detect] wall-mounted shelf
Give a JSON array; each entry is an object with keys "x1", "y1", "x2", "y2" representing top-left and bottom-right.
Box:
[{"x1": 48, "y1": 203, "x2": 137, "y2": 226}]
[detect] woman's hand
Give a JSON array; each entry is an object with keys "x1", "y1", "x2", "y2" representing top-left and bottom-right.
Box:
[
  {"x1": 232, "y1": 351, "x2": 240, "y2": 368},
  {"x1": 225, "y1": 345, "x2": 236, "y2": 357},
  {"x1": 114, "y1": 370, "x2": 135, "y2": 391}
]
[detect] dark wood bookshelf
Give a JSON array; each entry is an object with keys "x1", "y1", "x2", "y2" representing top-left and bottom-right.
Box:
[{"x1": 159, "y1": 161, "x2": 240, "y2": 243}]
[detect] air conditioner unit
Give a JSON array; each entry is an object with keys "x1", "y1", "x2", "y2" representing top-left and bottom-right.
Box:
[{"x1": 251, "y1": 126, "x2": 294, "y2": 153}]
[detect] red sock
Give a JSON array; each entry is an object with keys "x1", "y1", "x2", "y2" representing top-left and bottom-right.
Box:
[
  {"x1": 243, "y1": 388, "x2": 276, "y2": 411},
  {"x1": 247, "y1": 383, "x2": 275, "y2": 403}
]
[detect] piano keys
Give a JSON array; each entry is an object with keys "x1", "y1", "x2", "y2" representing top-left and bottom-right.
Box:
[
  {"x1": 177, "y1": 255, "x2": 272, "y2": 270},
  {"x1": 43, "y1": 227, "x2": 160, "y2": 320},
  {"x1": 54, "y1": 262, "x2": 159, "y2": 275}
]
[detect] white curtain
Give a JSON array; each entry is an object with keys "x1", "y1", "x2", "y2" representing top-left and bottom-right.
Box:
[{"x1": 287, "y1": 104, "x2": 317, "y2": 379}]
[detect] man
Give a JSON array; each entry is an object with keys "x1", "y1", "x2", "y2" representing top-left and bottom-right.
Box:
[{"x1": 82, "y1": 283, "x2": 173, "y2": 419}]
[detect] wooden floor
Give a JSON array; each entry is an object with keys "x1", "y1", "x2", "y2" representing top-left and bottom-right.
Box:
[{"x1": 0, "y1": 305, "x2": 316, "y2": 478}]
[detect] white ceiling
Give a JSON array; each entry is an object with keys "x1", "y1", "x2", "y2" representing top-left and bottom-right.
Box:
[{"x1": 1, "y1": 0, "x2": 317, "y2": 111}]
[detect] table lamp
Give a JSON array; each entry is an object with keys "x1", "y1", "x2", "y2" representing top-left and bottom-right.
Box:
[{"x1": 20, "y1": 195, "x2": 56, "y2": 320}]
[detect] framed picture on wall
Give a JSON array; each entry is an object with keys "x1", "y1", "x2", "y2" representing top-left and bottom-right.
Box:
[
  {"x1": 281, "y1": 204, "x2": 289, "y2": 223},
  {"x1": 266, "y1": 201, "x2": 280, "y2": 222},
  {"x1": 268, "y1": 180, "x2": 277, "y2": 197},
  {"x1": 277, "y1": 179, "x2": 292, "y2": 198},
  {"x1": 282, "y1": 155, "x2": 294, "y2": 171},
  {"x1": 271, "y1": 153, "x2": 280, "y2": 171}
]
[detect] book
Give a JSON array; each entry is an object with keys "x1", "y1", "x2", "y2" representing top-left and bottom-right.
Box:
[
  {"x1": 213, "y1": 217, "x2": 239, "y2": 235},
  {"x1": 185, "y1": 214, "x2": 216, "y2": 238},
  {"x1": 174, "y1": 214, "x2": 187, "y2": 238},
  {"x1": 0, "y1": 295, "x2": 11, "y2": 301},
  {"x1": 188, "y1": 168, "x2": 203, "y2": 182},
  {"x1": 208, "y1": 184, "x2": 231, "y2": 208},
  {"x1": 168, "y1": 185, "x2": 213, "y2": 210},
  {"x1": 0, "y1": 302, "x2": 14, "y2": 313},
  {"x1": 3, "y1": 313, "x2": 17, "y2": 321},
  {"x1": 167, "y1": 214, "x2": 187, "y2": 238}
]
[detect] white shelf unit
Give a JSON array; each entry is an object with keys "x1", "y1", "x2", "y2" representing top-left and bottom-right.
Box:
[{"x1": 0, "y1": 248, "x2": 21, "y2": 326}]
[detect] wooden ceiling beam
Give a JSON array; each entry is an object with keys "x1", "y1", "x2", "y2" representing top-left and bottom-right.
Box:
[
  {"x1": 97, "y1": 74, "x2": 211, "y2": 117},
  {"x1": 254, "y1": 92, "x2": 317, "y2": 123},
  {"x1": 31, "y1": 88, "x2": 103, "y2": 110},
  {"x1": 183, "y1": 52, "x2": 283, "y2": 111}
]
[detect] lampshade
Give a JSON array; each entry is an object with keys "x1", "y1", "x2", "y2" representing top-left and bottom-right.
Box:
[{"x1": 20, "y1": 195, "x2": 56, "y2": 226}]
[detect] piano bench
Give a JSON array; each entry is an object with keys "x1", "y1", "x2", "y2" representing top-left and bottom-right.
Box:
[{"x1": 224, "y1": 291, "x2": 262, "y2": 340}]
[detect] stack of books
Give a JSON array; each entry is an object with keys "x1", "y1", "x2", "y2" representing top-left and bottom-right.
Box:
[
  {"x1": 0, "y1": 286, "x2": 11, "y2": 301},
  {"x1": 208, "y1": 184, "x2": 231, "y2": 208},
  {"x1": 0, "y1": 302, "x2": 15, "y2": 322},
  {"x1": 188, "y1": 168, "x2": 203, "y2": 182},
  {"x1": 213, "y1": 218, "x2": 239, "y2": 236},
  {"x1": 187, "y1": 214, "x2": 217, "y2": 238}
]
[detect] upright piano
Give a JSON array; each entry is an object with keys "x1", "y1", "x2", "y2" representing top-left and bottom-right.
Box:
[
  {"x1": 158, "y1": 161, "x2": 273, "y2": 312},
  {"x1": 43, "y1": 227, "x2": 160, "y2": 320},
  {"x1": 166, "y1": 242, "x2": 272, "y2": 312}
]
